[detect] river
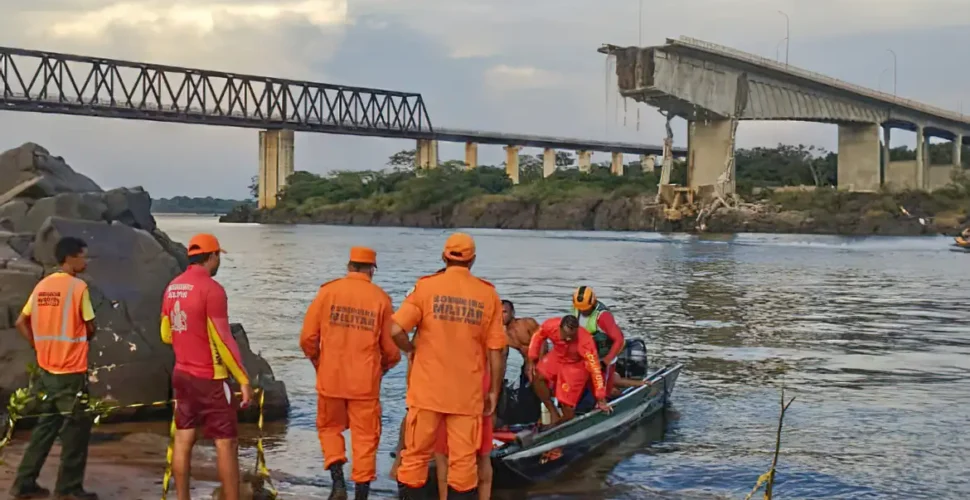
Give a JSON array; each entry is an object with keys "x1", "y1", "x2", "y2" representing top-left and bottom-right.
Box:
[{"x1": 154, "y1": 215, "x2": 970, "y2": 499}]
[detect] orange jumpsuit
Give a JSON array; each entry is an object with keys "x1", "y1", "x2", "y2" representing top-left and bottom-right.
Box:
[
  {"x1": 529, "y1": 317, "x2": 607, "y2": 407},
  {"x1": 299, "y1": 271, "x2": 401, "y2": 483},
  {"x1": 394, "y1": 266, "x2": 507, "y2": 493}
]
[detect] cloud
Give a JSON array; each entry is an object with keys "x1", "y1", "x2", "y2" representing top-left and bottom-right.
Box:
[
  {"x1": 44, "y1": 0, "x2": 348, "y2": 39},
  {"x1": 484, "y1": 65, "x2": 564, "y2": 91},
  {"x1": 1, "y1": 0, "x2": 970, "y2": 198}
]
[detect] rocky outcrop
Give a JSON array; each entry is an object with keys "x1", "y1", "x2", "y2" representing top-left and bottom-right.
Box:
[
  {"x1": 0, "y1": 143, "x2": 289, "y2": 422},
  {"x1": 222, "y1": 190, "x2": 967, "y2": 236}
]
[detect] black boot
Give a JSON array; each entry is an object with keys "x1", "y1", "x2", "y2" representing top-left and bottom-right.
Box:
[
  {"x1": 447, "y1": 486, "x2": 479, "y2": 500},
  {"x1": 397, "y1": 481, "x2": 426, "y2": 500},
  {"x1": 353, "y1": 482, "x2": 370, "y2": 500},
  {"x1": 327, "y1": 462, "x2": 348, "y2": 500}
]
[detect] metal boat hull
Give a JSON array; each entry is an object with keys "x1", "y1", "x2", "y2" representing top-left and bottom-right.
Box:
[{"x1": 491, "y1": 362, "x2": 683, "y2": 488}]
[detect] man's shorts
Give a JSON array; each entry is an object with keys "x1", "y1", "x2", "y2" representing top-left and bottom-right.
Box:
[
  {"x1": 434, "y1": 414, "x2": 492, "y2": 457},
  {"x1": 537, "y1": 355, "x2": 590, "y2": 408},
  {"x1": 172, "y1": 369, "x2": 238, "y2": 440}
]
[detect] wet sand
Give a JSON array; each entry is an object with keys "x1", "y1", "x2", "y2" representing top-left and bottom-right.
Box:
[{"x1": 0, "y1": 424, "x2": 227, "y2": 500}]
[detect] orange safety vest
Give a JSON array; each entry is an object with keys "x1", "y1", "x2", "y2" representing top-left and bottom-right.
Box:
[{"x1": 30, "y1": 273, "x2": 90, "y2": 374}]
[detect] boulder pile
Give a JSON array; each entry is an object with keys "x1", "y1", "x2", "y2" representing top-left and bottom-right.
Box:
[{"x1": 0, "y1": 143, "x2": 289, "y2": 421}]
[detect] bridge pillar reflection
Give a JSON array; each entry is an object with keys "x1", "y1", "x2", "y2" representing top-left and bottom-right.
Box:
[
  {"x1": 416, "y1": 139, "x2": 438, "y2": 169},
  {"x1": 543, "y1": 148, "x2": 556, "y2": 178},
  {"x1": 505, "y1": 145, "x2": 521, "y2": 184},
  {"x1": 464, "y1": 142, "x2": 478, "y2": 169},
  {"x1": 257, "y1": 129, "x2": 294, "y2": 209},
  {"x1": 577, "y1": 150, "x2": 592, "y2": 173}
]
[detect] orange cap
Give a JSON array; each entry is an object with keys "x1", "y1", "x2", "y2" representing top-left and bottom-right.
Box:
[
  {"x1": 349, "y1": 246, "x2": 377, "y2": 265},
  {"x1": 443, "y1": 232, "x2": 476, "y2": 262},
  {"x1": 187, "y1": 233, "x2": 226, "y2": 256}
]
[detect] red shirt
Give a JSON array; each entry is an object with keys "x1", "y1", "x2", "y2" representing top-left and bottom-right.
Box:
[
  {"x1": 160, "y1": 265, "x2": 249, "y2": 385},
  {"x1": 528, "y1": 317, "x2": 606, "y2": 400}
]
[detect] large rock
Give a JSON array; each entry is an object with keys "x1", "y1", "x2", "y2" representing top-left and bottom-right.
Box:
[
  {"x1": 22, "y1": 193, "x2": 108, "y2": 233},
  {"x1": 0, "y1": 143, "x2": 102, "y2": 198},
  {"x1": 102, "y1": 187, "x2": 155, "y2": 232},
  {"x1": 0, "y1": 143, "x2": 289, "y2": 422},
  {"x1": 0, "y1": 200, "x2": 29, "y2": 232}
]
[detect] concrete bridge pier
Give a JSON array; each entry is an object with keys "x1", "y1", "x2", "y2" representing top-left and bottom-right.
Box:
[
  {"x1": 640, "y1": 154, "x2": 656, "y2": 173},
  {"x1": 687, "y1": 119, "x2": 735, "y2": 194},
  {"x1": 257, "y1": 129, "x2": 295, "y2": 209},
  {"x1": 543, "y1": 148, "x2": 556, "y2": 178},
  {"x1": 926, "y1": 131, "x2": 964, "y2": 190},
  {"x1": 465, "y1": 142, "x2": 478, "y2": 169},
  {"x1": 416, "y1": 139, "x2": 438, "y2": 169},
  {"x1": 578, "y1": 150, "x2": 592, "y2": 173},
  {"x1": 611, "y1": 152, "x2": 624, "y2": 175},
  {"x1": 837, "y1": 123, "x2": 881, "y2": 192},
  {"x1": 916, "y1": 126, "x2": 926, "y2": 190},
  {"x1": 505, "y1": 145, "x2": 521, "y2": 184}
]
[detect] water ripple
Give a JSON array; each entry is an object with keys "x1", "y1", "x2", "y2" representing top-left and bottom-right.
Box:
[{"x1": 155, "y1": 217, "x2": 970, "y2": 499}]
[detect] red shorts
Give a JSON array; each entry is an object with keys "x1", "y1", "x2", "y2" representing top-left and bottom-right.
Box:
[
  {"x1": 172, "y1": 370, "x2": 238, "y2": 440},
  {"x1": 537, "y1": 355, "x2": 590, "y2": 408},
  {"x1": 434, "y1": 415, "x2": 492, "y2": 456}
]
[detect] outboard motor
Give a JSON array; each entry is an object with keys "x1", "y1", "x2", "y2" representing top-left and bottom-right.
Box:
[{"x1": 616, "y1": 338, "x2": 648, "y2": 379}]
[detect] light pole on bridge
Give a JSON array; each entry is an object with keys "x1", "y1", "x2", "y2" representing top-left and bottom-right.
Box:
[
  {"x1": 777, "y1": 10, "x2": 790, "y2": 66},
  {"x1": 886, "y1": 49, "x2": 898, "y2": 101}
]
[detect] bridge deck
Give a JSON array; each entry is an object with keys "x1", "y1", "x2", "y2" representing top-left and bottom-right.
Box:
[{"x1": 0, "y1": 46, "x2": 670, "y2": 155}]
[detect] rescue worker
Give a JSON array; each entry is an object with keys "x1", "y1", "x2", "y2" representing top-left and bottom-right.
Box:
[
  {"x1": 528, "y1": 315, "x2": 611, "y2": 425},
  {"x1": 160, "y1": 233, "x2": 253, "y2": 500},
  {"x1": 10, "y1": 237, "x2": 98, "y2": 500},
  {"x1": 300, "y1": 247, "x2": 401, "y2": 500},
  {"x1": 571, "y1": 286, "x2": 625, "y2": 396},
  {"x1": 432, "y1": 365, "x2": 494, "y2": 500},
  {"x1": 391, "y1": 233, "x2": 507, "y2": 500}
]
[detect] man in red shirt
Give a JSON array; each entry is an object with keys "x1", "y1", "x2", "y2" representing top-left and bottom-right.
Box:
[
  {"x1": 571, "y1": 286, "x2": 625, "y2": 397},
  {"x1": 528, "y1": 315, "x2": 611, "y2": 425},
  {"x1": 160, "y1": 233, "x2": 253, "y2": 500}
]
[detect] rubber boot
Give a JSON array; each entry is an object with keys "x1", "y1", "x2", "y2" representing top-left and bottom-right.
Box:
[
  {"x1": 447, "y1": 486, "x2": 479, "y2": 500},
  {"x1": 327, "y1": 462, "x2": 348, "y2": 500},
  {"x1": 353, "y1": 482, "x2": 370, "y2": 500},
  {"x1": 397, "y1": 482, "x2": 426, "y2": 500}
]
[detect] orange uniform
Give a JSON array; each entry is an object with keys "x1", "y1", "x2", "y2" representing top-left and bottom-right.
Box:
[
  {"x1": 528, "y1": 317, "x2": 606, "y2": 407},
  {"x1": 299, "y1": 247, "x2": 401, "y2": 484},
  {"x1": 395, "y1": 234, "x2": 507, "y2": 493},
  {"x1": 22, "y1": 272, "x2": 96, "y2": 374}
]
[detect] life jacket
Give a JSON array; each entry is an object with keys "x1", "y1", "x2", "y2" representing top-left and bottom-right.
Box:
[
  {"x1": 30, "y1": 273, "x2": 91, "y2": 374},
  {"x1": 573, "y1": 301, "x2": 614, "y2": 359}
]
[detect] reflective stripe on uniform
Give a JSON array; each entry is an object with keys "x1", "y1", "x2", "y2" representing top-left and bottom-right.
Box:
[{"x1": 32, "y1": 278, "x2": 85, "y2": 344}]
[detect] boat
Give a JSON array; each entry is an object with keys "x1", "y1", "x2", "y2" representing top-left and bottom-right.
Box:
[
  {"x1": 487, "y1": 361, "x2": 683, "y2": 488},
  {"x1": 951, "y1": 235, "x2": 970, "y2": 252}
]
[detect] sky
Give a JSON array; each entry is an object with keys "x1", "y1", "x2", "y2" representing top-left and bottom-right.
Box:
[{"x1": 2, "y1": 0, "x2": 970, "y2": 198}]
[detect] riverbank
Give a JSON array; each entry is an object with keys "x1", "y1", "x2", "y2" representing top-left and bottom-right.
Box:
[
  {"x1": 220, "y1": 187, "x2": 969, "y2": 236},
  {"x1": 0, "y1": 426, "x2": 217, "y2": 499}
]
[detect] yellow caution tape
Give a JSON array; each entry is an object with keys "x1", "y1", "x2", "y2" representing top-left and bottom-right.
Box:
[
  {"x1": 160, "y1": 402, "x2": 176, "y2": 500},
  {"x1": 0, "y1": 380, "x2": 275, "y2": 499},
  {"x1": 743, "y1": 470, "x2": 774, "y2": 500}
]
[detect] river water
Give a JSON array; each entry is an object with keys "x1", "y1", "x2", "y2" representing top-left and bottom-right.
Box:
[{"x1": 154, "y1": 215, "x2": 970, "y2": 499}]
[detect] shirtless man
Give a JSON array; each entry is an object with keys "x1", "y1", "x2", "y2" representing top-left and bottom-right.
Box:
[{"x1": 501, "y1": 300, "x2": 540, "y2": 375}]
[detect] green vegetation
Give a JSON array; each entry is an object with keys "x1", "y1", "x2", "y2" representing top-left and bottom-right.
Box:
[
  {"x1": 249, "y1": 142, "x2": 969, "y2": 221},
  {"x1": 152, "y1": 196, "x2": 251, "y2": 214},
  {"x1": 273, "y1": 149, "x2": 664, "y2": 217}
]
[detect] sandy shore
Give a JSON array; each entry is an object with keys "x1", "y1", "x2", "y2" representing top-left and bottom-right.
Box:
[{"x1": 0, "y1": 424, "x2": 237, "y2": 500}]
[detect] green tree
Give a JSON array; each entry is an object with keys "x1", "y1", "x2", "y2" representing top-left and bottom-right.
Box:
[{"x1": 248, "y1": 175, "x2": 259, "y2": 200}]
